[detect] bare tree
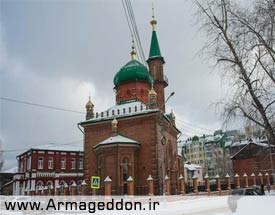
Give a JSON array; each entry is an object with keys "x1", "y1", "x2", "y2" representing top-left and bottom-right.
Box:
[{"x1": 195, "y1": 0, "x2": 275, "y2": 145}]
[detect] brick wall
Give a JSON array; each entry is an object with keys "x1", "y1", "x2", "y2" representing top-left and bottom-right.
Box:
[{"x1": 83, "y1": 112, "x2": 181, "y2": 194}]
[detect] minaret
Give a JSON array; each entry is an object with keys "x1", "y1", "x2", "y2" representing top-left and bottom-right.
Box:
[
  {"x1": 147, "y1": 6, "x2": 167, "y2": 113},
  {"x1": 148, "y1": 82, "x2": 158, "y2": 109},
  {"x1": 85, "y1": 96, "x2": 94, "y2": 120},
  {"x1": 170, "y1": 109, "x2": 175, "y2": 126}
]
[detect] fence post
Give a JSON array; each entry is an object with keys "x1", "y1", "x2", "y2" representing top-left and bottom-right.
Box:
[
  {"x1": 251, "y1": 173, "x2": 256, "y2": 186},
  {"x1": 147, "y1": 175, "x2": 154, "y2": 196},
  {"x1": 258, "y1": 172, "x2": 263, "y2": 184},
  {"x1": 192, "y1": 175, "x2": 198, "y2": 195},
  {"x1": 81, "y1": 180, "x2": 87, "y2": 195},
  {"x1": 165, "y1": 175, "x2": 171, "y2": 195},
  {"x1": 216, "y1": 174, "x2": 221, "y2": 194},
  {"x1": 234, "y1": 174, "x2": 240, "y2": 189},
  {"x1": 225, "y1": 173, "x2": 231, "y2": 191},
  {"x1": 204, "y1": 174, "x2": 210, "y2": 195},
  {"x1": 265, "y1": 173, "x2": 270, "y2": 185},
  {"x1": 179, "y1": 174, "x2": 185, "y2": 195},
  {"x1": 71, "y1": 182, "x2": 77, "y2": 195},
  {"x1": 104, "y1": 176, "x2": 112, "y2": 196},
  {"x1": 127, "y1": 176, "x2": 134, "y2": 195},
  {"x1": 64, "y1": 183, "x2": 69, "y2": 196}
]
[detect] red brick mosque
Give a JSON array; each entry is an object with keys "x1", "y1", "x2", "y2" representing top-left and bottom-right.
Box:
[{"x1": 79, "y1": 15, "x2": 183, "y2": 195}]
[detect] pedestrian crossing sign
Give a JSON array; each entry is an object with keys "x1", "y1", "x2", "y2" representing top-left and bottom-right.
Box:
[{"x1": 91, "y1": 176, "x2": 100, "y2": 189}]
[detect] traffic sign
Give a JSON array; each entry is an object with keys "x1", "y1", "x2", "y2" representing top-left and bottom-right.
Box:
[{"x1": 91, "y1": 176, "x2": 100, "y2": 189}]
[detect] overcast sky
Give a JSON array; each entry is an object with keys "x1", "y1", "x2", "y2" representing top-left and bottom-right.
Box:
[{"x1": 0, "y1": 0, "x2": 238, "y2": 170}]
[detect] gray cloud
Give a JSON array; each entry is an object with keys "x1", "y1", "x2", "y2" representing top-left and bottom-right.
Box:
[{"x1": 0, "y1": 0, "x2": 236, "y2": 170}]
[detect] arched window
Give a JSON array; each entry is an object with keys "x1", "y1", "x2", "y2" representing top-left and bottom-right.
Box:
[
  {"x1": 122, "y1": 158, "x2": 129, "y2": 182},
  {"x1": 36, "y1": 180, "x2": 44, "y2": 191}
]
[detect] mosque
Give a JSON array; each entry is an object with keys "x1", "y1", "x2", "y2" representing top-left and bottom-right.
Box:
[{"x1": 79, "y1": 14, "x2": 183, "y2": 195}]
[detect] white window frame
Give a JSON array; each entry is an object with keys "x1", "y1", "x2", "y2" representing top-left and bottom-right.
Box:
[
  {"x1": 27, "y1": 157, "x2": 31, "y2": 170},
  {"x1": 78, "y1": 158, "x2": 83, "y2": 170},
  {"x1": 61, "y1": 158, "x2": 66, "y2": 170},
  {"x1": 48, "y1": 157, "x2": 53, "y2": 169},
  {"x1": 71, "y1": 158, "x2": 76, "y2": 170},
  {"x1": 38, "y1": 157, "x2": 44, "y2": 169}
]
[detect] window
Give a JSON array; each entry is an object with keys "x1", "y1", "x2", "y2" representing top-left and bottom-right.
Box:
[
  {"x1": 61, "y1": 158, "x2": 66, "y2": 170},
  {"x1": 38, "y1": 157, "x2": 43, "y2": 169},
  {"x1": 79, "y1": 158, "x2": 83, "y2": 170},
  {"x1": 122, "y1": 158, "x2": 129, "y2": 182},
  {"x1": 20, "y1": 161, "x2": 23, "y2": 172},
  {"x1": 71, "y1": 158, "x2": 76, "y2": 169},
  {"x1": 48, "y1": 157, "x2": 53, "y2": 169},
  {"x1": 27, "y1": 157, "x2": 31, "y2": 170}
]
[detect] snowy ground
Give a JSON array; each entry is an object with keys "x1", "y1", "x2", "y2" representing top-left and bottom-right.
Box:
[{"x1": 1, "y1": 193, "x2": 275, "y2": 215}]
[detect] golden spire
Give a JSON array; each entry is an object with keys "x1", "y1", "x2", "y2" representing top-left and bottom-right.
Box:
[
  {"x1": 111, "y1": 117, "x2": 118, "y2": 134},
  {"x1": 148, "y1": 82, "x2": 157, "y2": 97},
  {"x1": 86, "y1": 96, "x2": 94, "y2": 110},
  {"x1": 86, "y1": 96, "x2": 94, "y2": 120},
  {"x1": 131, "y1": 35, "x2": 136, "y2": 60},
  {"x1": 170, "y1": 109, "x2": 175, "y2": 119},
  {"x1": 150, "y1": 3, "x2": 157, "y2": 31}
]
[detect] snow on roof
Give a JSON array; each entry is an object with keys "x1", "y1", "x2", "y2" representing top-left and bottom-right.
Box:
[
  {"x1": 230, "y1": 141, "x2": 269, "y2": 159},
  {"x1": 81, "y1": 101, "x2": 159, "y2": 124},
  {"x1": 31, "y1": 143, "x2": 83, "y2": 152},
  {"x1": 184, "y1": 163, "x2": 202, "y2": 171},
  {"x1": 94, "y1": 134, "x2": 140, "y2": 148}
]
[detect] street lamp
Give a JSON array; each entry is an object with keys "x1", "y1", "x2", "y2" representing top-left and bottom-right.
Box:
[{"x1": 160, "y1": 91, "x2": 175, "y2": 196}]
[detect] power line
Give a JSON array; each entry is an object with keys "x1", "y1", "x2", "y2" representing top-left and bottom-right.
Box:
[
  {"x1": 122, "y1": 0, "x2": 146, "y2": 65},
  {"x1": 176, "y1": 118, "x2": 214, "y2": 133},
  {"x1": 0, "y1": 97, "x2": 85, "y2": 114},
  {"x1": 0, "y1": 139, "x2": 83, "y2": 153}
]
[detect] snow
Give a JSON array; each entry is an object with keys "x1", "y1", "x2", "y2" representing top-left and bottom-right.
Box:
[
  {"x1": 82, "y1": 101, "x2": 159, "y2": 123},
  {"x1": 31, "y1": 143, "x2": 83, "y2": 152},
  {"x1": 94, "y1": 135, "x2": 139, "y2": 148},
  {"x1": 184, "y1": 163, "x2": 202, "y2": 171}
]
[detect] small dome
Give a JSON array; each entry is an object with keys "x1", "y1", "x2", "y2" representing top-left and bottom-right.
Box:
[
  {"x1": 86, "y1": 96, "x2": 94, "y2": 110},
  {"x1": 114, "y1": 60, "x2": 152, "y2": 87},
  {"x1": 148, "y1": 84, "x2": 157, "y2": 97}
]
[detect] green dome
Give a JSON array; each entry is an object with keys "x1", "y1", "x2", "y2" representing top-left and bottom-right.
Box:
[{"x1": 114, "y1": 60, "x2": 152, "y2": 87}]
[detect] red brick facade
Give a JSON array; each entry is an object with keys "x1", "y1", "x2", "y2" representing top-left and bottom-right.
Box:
[
  {"x1": 147, "y1": 58, "x2": 166, "y2": 113},
  {"x1": 232, "y1": 143, "x2": 275, "y2": 186},
  {"x1": 82, "y1": 112, "x2": 182, "y2": 195},
  {"x1": 13, "y1": 148, "x2": 84, "y2": 195},
  {"x1": 115, "y1": 82, "x2": 151, "y2": 105}
]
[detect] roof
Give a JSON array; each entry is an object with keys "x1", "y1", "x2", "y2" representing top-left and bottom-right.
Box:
[
  {"x1": 17, "y1": 143, "x2": 83, "y2": 157},
  {"x1": 31, "y1": 143, "x2": 83, "y2": 152},
  {"x1": 184, "y1": 163, "x2": 202, "y2": 171},
  {"x1": 148, "y1": 30, "x2": 162, "y2": 60},
  {"x1": 231, "y1": 141, "x2": 272, "y2": 160},
  {"x1": 93, "y1": 134, "x2": 140, "y2": 149},
  {"x1": 113, "y1": 59, "x2": 152, "y2": 87},
  {"x1": 80, "y1": 101, "x2": 159, "y2": 125}
]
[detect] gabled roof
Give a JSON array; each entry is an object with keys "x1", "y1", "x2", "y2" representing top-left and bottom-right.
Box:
[
  {"x1": 231, "y1": 141, "x2": 271, "y2": 160},
  {"x1": 93, "y1": 134, "x2": 140, "y2": 149}
]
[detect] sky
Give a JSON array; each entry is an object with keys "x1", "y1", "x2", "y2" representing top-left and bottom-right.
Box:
[{"x1": 0, "y1": 0, "x2": 236, "y2": 170}]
